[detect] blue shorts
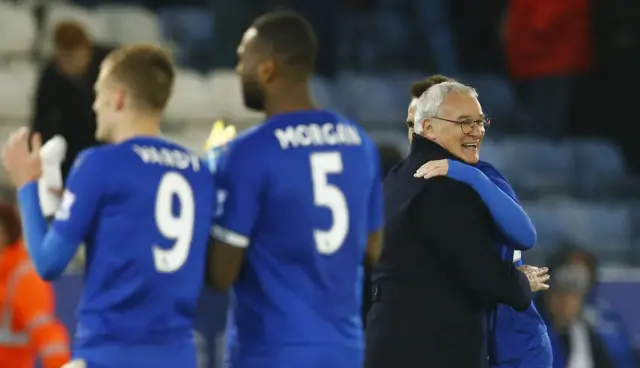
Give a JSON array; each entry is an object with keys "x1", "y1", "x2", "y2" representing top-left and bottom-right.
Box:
[
  {"x1": 226, "y1": 345, "x2": 363, "y2": 368},
  {"x1": 492, "y1": 332, "x2": 553, "y2": 368}
]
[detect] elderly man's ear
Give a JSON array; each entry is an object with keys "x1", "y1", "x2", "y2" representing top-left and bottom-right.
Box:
[{"x1": 420, "y1": 119, "x2": 438, "y2": 141}]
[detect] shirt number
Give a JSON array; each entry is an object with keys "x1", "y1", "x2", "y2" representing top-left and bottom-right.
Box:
[
  {"x1": 152, "y1": 172, "x2": 195, "y2": 273},
  {"x1": 310, "y1": 152, "x2": 349, "y2": 255}
]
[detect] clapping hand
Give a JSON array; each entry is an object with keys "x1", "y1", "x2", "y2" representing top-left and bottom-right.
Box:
[
  {"x1": 1, "y1": 127, "x2": 43, "y2": 188},
  {"x1": 518, "y1": 265, "x2": 550, "y2": 292}
]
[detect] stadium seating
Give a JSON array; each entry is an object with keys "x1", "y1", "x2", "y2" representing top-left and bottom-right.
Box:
[
  {"x1": 0, "y1": 1, "x2": 636, "y2": 261},
  {"x1": 568, "y1": 138, "x2": 627, "y2": 196},
  {"x1": 521, "y1": 201, "x2": 565, "y2": 248},
  {"x1": 0, "y1": 3, "x2": 37, "y2": 59},
  {"x1": 165, "y1": 69, "x2": 213, "y2": 122},
  {"x1": 500, "y1": 137, "x2": 574, "y2": 193},
  {"x1": 0, "y1": 65, "x2": 37, "y2": 120},
  {"x1": 557, "y1": 199, "x2": 632, "y2": 254},
  {"x1": 156, "y1": 6, "x2": 214, "y2": 71},
  {"x1": 93, "y1": 5, "x2": 162, "y2": 46},
  {"x1": 310, "y1": 76, "x2": 337, "y2": 111},
  {"x1": 334, "y1": 72, "x2": 406, "y2": 126},
  {"x1": 458, "y1": 74, "x2": 518, "y2": 124}
]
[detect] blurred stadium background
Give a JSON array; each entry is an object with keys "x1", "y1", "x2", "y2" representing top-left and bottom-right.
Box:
[{"x1": 0, "y1": 0, "x2": 639, "y2": 367}]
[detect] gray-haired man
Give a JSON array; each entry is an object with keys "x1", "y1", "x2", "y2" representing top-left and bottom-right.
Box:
[{"x1": 365, "y1": 80, "x2": 534, "y2": 368}]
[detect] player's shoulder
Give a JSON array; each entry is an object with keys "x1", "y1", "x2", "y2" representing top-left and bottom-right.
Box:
[
  {"x1": 218, "y1": 124, "x2": 271, "y2": 158},
  {"x1": 231, "y1": 122, "x2": 272, "y2": 148},
  {"x1": 71, "y1": 145, "x2": 111, "y2": 170}
]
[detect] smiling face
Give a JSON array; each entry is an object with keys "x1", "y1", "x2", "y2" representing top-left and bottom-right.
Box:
[{"x1": 421, "y1": 92, "x2": 485, "y2": 164}]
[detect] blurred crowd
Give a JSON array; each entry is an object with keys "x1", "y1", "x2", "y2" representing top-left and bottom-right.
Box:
[
  {"x1": 0, "y1": 0, "x2": 637, "y2": 261},
  {"x1": 12, "y1": 0, "x2": 637, "y2": 170},
  {"x1": 0, "y1": 0, "x2": 636, "y2": 280}
]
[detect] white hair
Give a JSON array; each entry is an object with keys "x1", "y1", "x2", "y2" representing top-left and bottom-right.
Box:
[
  {"x1": 413, "y1": 82, "x2": 478, "y2": 134},
  {"x1": 409, "y1": 97, "x2": 419, "y2": 111}
]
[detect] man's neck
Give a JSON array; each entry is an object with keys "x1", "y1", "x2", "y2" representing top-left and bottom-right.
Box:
[
  {"x1": 113, "y1": 117, "x2": 162, "y2": 143},
  {"x1": 264, "y1": 82, "x2": 315, "y2": 118}
]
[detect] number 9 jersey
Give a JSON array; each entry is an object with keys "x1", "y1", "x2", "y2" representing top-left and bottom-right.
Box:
[
  {"x1": 51, "y1": 137, "x2": 216, "y2": 367},
  {"x1": 208, "y1": 110, "x2": 384, "y2": 368}
]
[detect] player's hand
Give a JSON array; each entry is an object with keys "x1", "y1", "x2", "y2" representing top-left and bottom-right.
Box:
[
  {"x1": 1, "y1": 127, "x2": 43, "y2": 188},
  {"x1": 413, "y1": 159, "x2": 449, "y2": 179},
  {"x1": 518, "y1": 265, "x2": 550, "y2": 292},
  {"x1": 204, "y1": 120, "x2": 237, "y2": 151}
]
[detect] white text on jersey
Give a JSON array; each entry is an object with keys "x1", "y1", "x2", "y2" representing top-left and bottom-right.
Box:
[
  {"x1": 274, "y1": 123, "x2": 362, "y2": 150},
  {"x1": 133, "y1": 145, "x2": 201, "y2": 171}
]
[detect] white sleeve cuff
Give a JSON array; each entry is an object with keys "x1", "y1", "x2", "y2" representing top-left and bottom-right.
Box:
[{"x1": 212, "y1": 225, "x2": 250, "y2": 248}]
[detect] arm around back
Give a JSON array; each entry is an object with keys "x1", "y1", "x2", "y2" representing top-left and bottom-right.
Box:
[
  {"x1": 410, "y1": 177, "x2": 532, "y2": 311},
  {"x1": 446, "y1": 161, "x2": 537, "y2": 249}
]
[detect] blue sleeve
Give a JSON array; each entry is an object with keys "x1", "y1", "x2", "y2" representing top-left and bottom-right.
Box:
[
  {"x1": 17, "y1": 183, "x2": 81, "y2": 280},
  {"x1": 210, "y1": 140, "x2": 265, "y2": 249},
  {"x1": 447, "y1": 160, "x2": 536, "y2": 250},
  {"x1": 368, "y1": 142, "x2": 384, "y2": 233},
  {"x1": 51, "y1": 149, "x2": 106, "y2": 244}
]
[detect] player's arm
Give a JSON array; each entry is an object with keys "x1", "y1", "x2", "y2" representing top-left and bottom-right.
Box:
[
  {"x1": 206, "y1": 142, "x2": 264, "y2": 291},
  {"x1": 444, "y1": 160, "x2": 536, "y2": 250},
  {"x1": 412, "y1": 179, "x2": 532, "y2": 311},
  {"x1": 13, "y1": 269, "x2": 71, "y2": 368},
  {"x1": 366, "y1": 143, "x2": 384, "y2": 266},
  {"x1": 18, "y1": 150, "x2": 105, "y2": 280}
]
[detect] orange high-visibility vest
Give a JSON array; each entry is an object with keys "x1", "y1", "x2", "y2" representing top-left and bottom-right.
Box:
[{"x1": 0, "y1": 243, "x2": 71, "y2": 368}]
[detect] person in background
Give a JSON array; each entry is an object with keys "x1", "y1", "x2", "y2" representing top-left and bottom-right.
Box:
[
  {"x1": 0, "y1": 203, "x2": 70, "y2": 368},
  {"x1": 31, "y1": 20, "x2": 111, "y2": 181},
  {"x1": 504, "y1": 0, "x2": 591, "y2": 139},
  {"x1": 549, "y1": 248, "x2": 639, "y2": 368},
  {"x1": 536, "y1": 258, "x2": 615, "y2": 368}
]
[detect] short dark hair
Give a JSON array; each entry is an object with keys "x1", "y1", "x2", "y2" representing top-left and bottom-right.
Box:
[
  {"x1": 252, "y1": 11, "x2": 317, "y2": 78},
  {"x1": 409, "y1": 75, "x2": 455, "y2": 99},
  {"x1": 106, "y1": 45, "x2": 175, "y2": 111},
  {"x1": 54, "y1": 21, "x2": 91, "y2": 51}
]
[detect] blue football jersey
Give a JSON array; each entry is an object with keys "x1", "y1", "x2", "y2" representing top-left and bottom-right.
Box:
[
  {"x1": 52, "y1": 137, "x2": 216, "y2": 366},
  {"x1": 209, "y1": 110, "x2": 383, "y2": 364}
]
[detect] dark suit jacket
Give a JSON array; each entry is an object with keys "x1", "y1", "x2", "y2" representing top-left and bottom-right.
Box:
[
  {"x1": 31, "y1": 45, "x2": 111, "y2": 181},
  {"x1": 365, "y1": 134, "x2": 532, "y2": 368}
]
